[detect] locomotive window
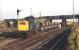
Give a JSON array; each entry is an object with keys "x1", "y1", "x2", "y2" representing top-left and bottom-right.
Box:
[{"x1": 20, "y1": 20, "x2": 26, "y2": 25}]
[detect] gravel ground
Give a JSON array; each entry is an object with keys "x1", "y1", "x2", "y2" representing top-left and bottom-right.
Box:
[{"x1": 67, "y1": 24, "x2": 79, "y2": 50}]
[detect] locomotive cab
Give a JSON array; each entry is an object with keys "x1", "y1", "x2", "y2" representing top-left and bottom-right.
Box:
[{"x1": 17, "y1": 16, "x2": 36, "y2": 38}]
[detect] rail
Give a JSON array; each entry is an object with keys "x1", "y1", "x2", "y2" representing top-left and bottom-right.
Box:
[{"x1": 33, "y1": 28, "x2": 71, "y2": 50}]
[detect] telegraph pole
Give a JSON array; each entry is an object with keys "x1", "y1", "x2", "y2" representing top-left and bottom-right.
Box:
[
  {"x1": 30, "y1": 8, "x2": 32, "y2": 16},
  {"x1": 40, "y1": 11, "x2": 41, "y2": 17},
  {"x1": 73, "y1": 0, "x2": 75, "y2": 23}
]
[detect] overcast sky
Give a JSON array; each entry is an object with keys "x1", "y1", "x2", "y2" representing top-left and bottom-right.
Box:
[{"x1": 0, "y1": 0, "x2": 79, "y2": 19}]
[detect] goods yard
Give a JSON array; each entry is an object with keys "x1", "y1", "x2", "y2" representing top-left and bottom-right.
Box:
[
  {"x1": 0, "y1": 27, "x2": 71, "y2": 50},
  {"x1": 0, "y1": 15, "x2": 79, "y2": 50}
]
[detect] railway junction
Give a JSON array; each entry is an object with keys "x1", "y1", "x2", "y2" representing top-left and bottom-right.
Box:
[
  {"x1": 0, "y1": 15, "x2": 78, "y2": 50},
  {"x1": 0, "y1": 27, "x2": 71, "y2": 50}
]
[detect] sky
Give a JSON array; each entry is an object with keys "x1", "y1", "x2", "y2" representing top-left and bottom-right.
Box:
[{"x1": 0, "y1": 0, "x2": 79, "y2": 19}]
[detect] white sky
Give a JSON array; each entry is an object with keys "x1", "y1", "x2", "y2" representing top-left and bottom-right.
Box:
[{"x1": 0, "y1": 0, "x2": 79, "y2": 19}]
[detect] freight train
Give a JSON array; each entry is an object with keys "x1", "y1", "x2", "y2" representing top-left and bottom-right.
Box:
[
  {"x1": 0, "y1": 16, "x2": 37, "y2": 38},
  {"x1": 0, "y1": 16, "x2": 62, "y2": 38}
]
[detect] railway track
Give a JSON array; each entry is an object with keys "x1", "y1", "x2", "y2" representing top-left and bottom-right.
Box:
[
  {"x1": 11, "y1": 28, "x2": 61, "y2": 50},
  {"x1": 0, "y1": 38, "x2": 21, "y2": 50},
  {"x1": 0, "y1": 27, "x2": 69, "y2": 50},
  {"x1": 26, "y1": 28, "x2": 69, "y2": 50},
  {"x1": 0, "y1": 38, "x2": 24, "y2": 50}
]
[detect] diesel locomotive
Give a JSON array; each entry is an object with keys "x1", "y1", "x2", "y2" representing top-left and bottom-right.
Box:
[{"x1": 0, "y1": 16, "x2": 37, "y2": 38}]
